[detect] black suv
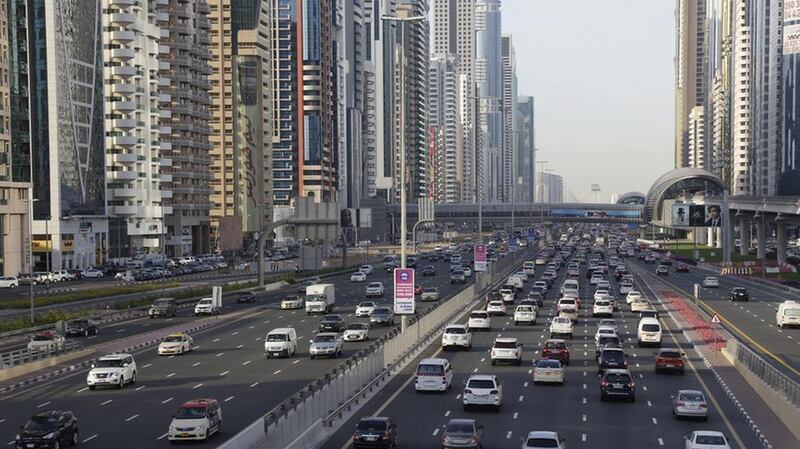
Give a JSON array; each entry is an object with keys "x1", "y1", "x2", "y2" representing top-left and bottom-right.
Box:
[
  {"x1": 600, "y1": 369, "x2": 636, "y2": 402},
  {"x1": 236, "y1": 291, "x2": 257, "y2": 303},
  {"x1": 421, "y1": 265, "x2": 436, "y2": 276},
  {"x1": 66, "y1": 319, "x2": 99, "y2": 337},
  {"x1": 730, "y1": 287, "x2": 749, "y2": 302},
  {"x1": 352, "y1": 416, "x2": 398, "y2": 449},
  {"x1": 597, "y1": 347, "x2": 627, "y2": 373},
  {"x1": 319, "y1": 314, "x2": 345, "y2": 332},
  {"x1": 15, "y1": 410, "x2": 79, "y2": 449}
]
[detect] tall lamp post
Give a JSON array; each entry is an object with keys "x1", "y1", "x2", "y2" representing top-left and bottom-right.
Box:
[
  {"x1": 382, "y1": 13, "x2": 425, "y2": 333},
  {"x1": 22, "y1": 189, "x2": 39, "y2": 324}
]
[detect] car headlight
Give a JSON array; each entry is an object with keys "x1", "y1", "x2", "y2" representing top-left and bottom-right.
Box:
[
  {"x1": 44, "y1": 432, "x2": 55, "y2": 439},
  {"x1": 15, "y1": 434, "x2": 20, "y2": 440}
]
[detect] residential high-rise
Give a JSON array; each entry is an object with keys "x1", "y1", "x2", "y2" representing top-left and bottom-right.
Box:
[
  {"x1": 782, "y1": 3, "x2": 800, "y2": 193},
  {"x1": 103, "y1": 0, "x2": 165, "y2": 258},
  {"x1": 501, "y1": 35, "x2": 516, "y2": 203},
  {"x1": 730, "y1": 0, "x2": 752, "y2": 194},
  {"x1": 675, "y1": 0, "x2": 708, "y2": 168},
  {"x1": 429, "y1": 54, "x2": 462, "y2": 202},
  {"x1": 515, "y1": 96, "x2": 535, "y2": 203},
  {"x1": 706, "y1": 0, "x2": 733, "y2": 186},
  {"x1": 158, "y1": 0, "x2": 214, "y2": 256},
  {"x1": 474, "y1": 0, "x2": 502, "y2": 203},
  {"x1": 537, "y1": 172, "x2": 563, "y2": 203},
  {"x1": 432, "y1": 0, "x2": 476, "y2": 202},
  {"x1": 209, "y1": 0, "x2": 273, "y2": 252},
  {"x1": 688, "y1": 106, "x2": 707, "y2": 168},
  {"x1": 28, "y1": 0, "x2": 108, "y2": 269}
]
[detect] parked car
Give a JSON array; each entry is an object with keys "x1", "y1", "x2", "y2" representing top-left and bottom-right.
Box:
[{"x1": 0, "y1": 276, "x2": 19, "y2": 288}]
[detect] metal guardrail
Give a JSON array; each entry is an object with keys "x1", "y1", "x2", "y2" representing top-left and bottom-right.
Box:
[
  {"x1": 217, "y1": 246, "x2": 535, "y2": 449},
  {"x1": 725, "y1": 337, "x2": 800, "y2": 410},
  {"x1": 0, "y1": 339, "x2": 84, "y2": 370}
]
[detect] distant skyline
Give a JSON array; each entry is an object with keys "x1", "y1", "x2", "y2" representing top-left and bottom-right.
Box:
[{"x1": 502, "y1": 0, "x2": 675, "y2": 203}]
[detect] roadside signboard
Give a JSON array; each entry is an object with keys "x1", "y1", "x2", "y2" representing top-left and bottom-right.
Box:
[
  {"x1": 710, "y1": 314, "x2": 721, "y2": 324},
  {"x1": 527, "y1": 227, "x2": 536, "y2": 241},
  {"x1": 474, "y1": 244, "x2": 487, "y2": 272},
  {"x1": 393, "y1": 268, "x2": 415, "y2": 315},
  {"x1": 509, "y1": 236, "x2": 518, "y2": 253}
]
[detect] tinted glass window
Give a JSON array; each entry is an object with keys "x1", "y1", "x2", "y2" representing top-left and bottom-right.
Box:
[
  {"x1": 175, "y1": 407, "x2": 206, "y2": 419},
  {"x1": 315, "y1": 335, "x2": 335, "y2": 342},
  {"x1": 642, "y1": 324, "x2": 660, "y2": 332},
  {"x1": 358, "y1": 420, "x2": 387, "y2": 431},
  {"x1": 494, "y1": 341, "x2": 517, "y2": 349},
  {"x1": 680, "y1": 392, "x2": 704, "y2": 401},
  {"x1": 604, "y1": 372, "x2": 631, "y2": 382},
  {"x1": 417, "y1": 364, "x2": 444, "y2": 375},
  {"x1": 467, "y1": 379, "x2": 496, "y2": 389},
  {"x1": 696, "y1": 436, "x2": 726, "y2": 445},
  {"x1": 445, "y1": 327, "x2": 466, "y2": 335},
  {"x1": 445, "y1": 422, "x2": 474, "y2": 433},
  {"x1": 526, "y1": 438, "x2": 558, "y2": 448}
]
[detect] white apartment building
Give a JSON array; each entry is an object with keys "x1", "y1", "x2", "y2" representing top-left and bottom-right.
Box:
[
  {"x1": 688, "y1": 106, "x2": 706, "y2": 168},
  {"x1": 731, "y1": 0, "x2": 752, "y2": 194},
  {"x1": 429, "y1": 54, "x2": 462, "y2": 203}
]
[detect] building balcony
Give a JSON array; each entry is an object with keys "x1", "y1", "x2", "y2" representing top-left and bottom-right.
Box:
[
  {"x1": 158, "y1": 77, "x2": 171, "y2": 87},
  {"x1": 160, "y1": 158, "x2": 172, "y2": 167},
  {"x1": 110, "y1": 13, "x2": 135, "y2": 25},
  {"x1": 108, "y1": 152, "x2": 138, "y2": 164},
  {"x1": 112, "y1": 83, "x2": 136, "y2": 95},
  {"x1": 112, "y1": 100, "x2": 136, "y2": 111},
  {"x1": 159, "y1": 93, "x2": 171, "y2": 103},
  {"x1": 112, "y1": 188, "x2": 138, "y2": 198},
  {"x1": 161, "y1": 174, "x2": 173, "y2": 183},
  {"x1": 160, "y1": 126, "x2": 172, "y2": 134},
  {"x1": 110, "y1": 30, "x2": 135, "y2": 42},
  {"x1": 114, "y1": 205, "x2": 139, "y2": 215},
  {"x1": 109, "y1": 170, "x2": 139, "y2": 181},
  {"x1": 111, "y1": 135, "x2": 139, "y2": 147},
  {"x1": 162, "y1": 206, "x2": 174, "y2": 216},
  {"x1": 109, "y1": 0, "x2": 134, "y2": 6},
  {"x1": 159, "y1": 110, "x2": 172, "y2": 119},
  {"x1": 111, "y1": 66, "x2": 136, "y2": 78},
  {"x1": 112, "y1": 118, "x2": 138, "y2": 130},
  {"x1": 110, "y1": 48, "x2": 135, "y2": 60},
  {"x1": 161, "y1": 189, "x2": 173, "y2": 199},
  {"x1": 160, "y1": 141, "x2": 172, "y2": 150},
  {"x1": 197, "y1": 2, "x2": 210, "y2": 13}
]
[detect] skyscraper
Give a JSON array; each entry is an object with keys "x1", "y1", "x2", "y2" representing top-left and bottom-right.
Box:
[
  {"x1": 429, "y1": 54, "x2": 462, "y2": 202},
  {"x1": 515, "y1": 96, "x2": 535, "y2": 203},
  {"x1": 675, "y1": 0, "x2": 708, "y2": 168},
  {"x1": 783, "y1": 2, "x2": 800, "y2": 193},
  {"x1": 501, "y1": 35, "x2": 517, "y2": 203},
  {"x1": 208, "y1": 0, "x2": 273, "y2": 252},
  {"x1": 688, "y1": 106, "x2": 707, "y2": 168},
  {"x1": 474, "y1": 0, "x2": 502, "y2": 203}
]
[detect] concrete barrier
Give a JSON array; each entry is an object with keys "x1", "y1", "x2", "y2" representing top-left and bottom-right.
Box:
[{"x1": 0, "y1": 348, "x2": 95, "y2": 383}]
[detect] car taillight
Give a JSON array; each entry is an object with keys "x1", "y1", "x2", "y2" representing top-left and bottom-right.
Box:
[
  {"x1": 490, "y1": 389, "x2": 499, "y2": 394},
  {"x1": 628, "y1": 382, "x2": 635, "y2": 388},
  {"x1": 353, "y1": 432, "x2": 359, "y2": 441},
  {"x1": 464, "y1": 389, "x2": 472, "y2": 394},
  {"x1": 442, "y1": 377, "x2": 447, "y2": 383},
  {"x1": 601, "y1": 381, "x2": 608, "y2": 387},
  {"x1": 675, "y1": 401, "x2": 685, "y2": 407},
  {"x1": 700, "y1": 404, "x2": 707, "y2": 408},
  {"x1": 382, "y1": 432, "x2": 389, "y2": 440}
]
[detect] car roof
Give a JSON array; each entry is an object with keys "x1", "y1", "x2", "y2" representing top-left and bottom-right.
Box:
[
  {"x1": 99, "y1": 353, "x2": 131, "y2": 360},
  {"x1": 494, "y1": 337, "x2": 518, "y2": 343},
  {"x1": 179, "y1": 399, "x2": 216, "y2": 408},
  {"x1": 269, "y1": 327, "x2": 295, "y2": 333},
  {"x1": 315, "y1": 332, "x2": 339, "y2": 337},
  {"x1": 545, "y1": 338, "x2": 566, "y2": 343},
  {"x1": 693, "y1": 430, "x2": 725, "y2": 437},
  {"x1": 601, "y1": 347, "x2": 625, "y2": 353},
  {"x1": 165, "y1": 332, "x2": 187, "y2": 338},
  {"x1": 526, "y1": 431, "x2": 558, "y2": 440},
  {"x1": 677, "y1": 389, "x2": 704, "y2": 396},
  {"x1": 446, "y1": 324, "x2": 468, "y2": 329},
  {"x1": 639, "y1": 317, "x2": 660, "y2": 324},
  {"x1": 466, "y1": 374, "x2": 496, "y2": 381}
]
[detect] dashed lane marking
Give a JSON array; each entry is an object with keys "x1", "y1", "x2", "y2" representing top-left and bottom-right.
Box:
[
  {"x1": 513, "y1": 412, "x2": 519, "y2": 419},
  {"x1": 216, "y1": 352, "x2": 224, "y2": 357},
  {"x1": 250, "y1": 382, "x2": 259, "y2": 388},
  {"x1": 125, "y1": 414, "x2": 139, "y2": 422},
  {"x1": 142, "y1": 363, "x2": 152, "y2": 368},
  {"x1": 658, "y1": 438, "x2": 664, "y2": 446},
  {"x1": 161, "y1": 397, "x2": 173, "y2": 404},
  {"x1": 651, "y1": 417, "x2": 657, "y2": 425},
  {"x1": 225, "y1": 396, "x2": 235, "y2": 402},
  {"x1": 192, "y1": 362, "x2": 201, "y2": 367},
  {"x1": 135, "y1": 385, "x2": 145, "y2": 391},
  {"x1": 36, "y1": 401, "x2": 51, "y2": 408},
  {"x1": 242, "y1": 360, "x2": 251, "y2": 366},
  {"x1": 82, "y1": 434, "x2": 99, "y2": 443},
  {"x1": 166, "y1": 372, "x2": 176, "y2": 378},
  {"x1": 192, "y1": 383, "x2": 203, "y2": 389},
  {"x1": 220, "y1": 371, "x2": 230, "y2": 376},
  {"x1": 157, "y1": 433, "x2": 168, "y2": 440},
  {"x1": 212, "y1": 338, "x2": 221, "y2": 343},
  {"x1": 101, "y1": 399, "x2": 113, "y2": 406},
  {"x1": 77, "y1": 387, "x2": 88, "y2": 393}
]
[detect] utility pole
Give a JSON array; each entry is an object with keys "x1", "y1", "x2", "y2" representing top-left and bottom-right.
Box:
[{"x1": 23, "y1": 190, "x2": 39, "y2": 324}]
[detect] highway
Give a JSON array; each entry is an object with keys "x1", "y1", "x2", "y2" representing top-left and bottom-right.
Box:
[
  {"x1": 0, "y1": 251, "x2": 518, "y2": 448},
  {"x1": 627, "y1": 259, "x2": 800, "y2": 380},
  {"x1": 319, "y1": 251, "x2": 765, "y2": 449}
]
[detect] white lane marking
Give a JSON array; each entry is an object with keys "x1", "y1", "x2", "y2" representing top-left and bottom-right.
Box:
[
  {"x1": 236, "y1": 344, "x2": 244, "y2": 349},
  {"x1": 432, "y1": 428, "x2": 440, "y2": 436},
  {"x1": 293, "y1": 360, "x2": 301, "y2": 364},
  {"x1": 250, "y1": 382, "x2": 259, "y2": 388},
  {"x1": 480, "y1": 358, "x2": 485, "y2": 363},
  {"x1": 36, "y1": 401, "x2": 51, "y2": 408},
  {"x1": 647, "y1": 400, "x2": 652, "y2": 407},
  {"x1": 101, "y1": 399, "x2": 113, "y2": 406},
  {"x1": 513, "y1": 412, "x2": 519, "y2": 419},
  {"x1": 117, "y1": 329, "x2": 126, "y2": 333},
  {"x1": 583, "y1": 371, "x2": 587, "y2": 377},
  {"x1": 220, "y1": 371, "x2": 230, "y2": 376},
  {"x1": 506, "y1": 431, "x2": 513, "y2": 439},
  {"x1": 232, "y1": 332, "x2": 239, "y2": 336},
  {"x1": 582, "y1": 397, "x2": 587, "y2": 404},
  {"x1": 192, "y1": 383, "x2": 203, "y2": 389},
  {"x1": 77, "y1": 387, "x2": 88, "y2": 393},
  {"x1": 162, "y1": 397, "x2": 173, "y2": 404},
  {"x1": 254, "y1": 337, "x2": 261, "y2": 341},
  {"x1": 518, "y1": 395, "x2": 524, "y2": 402},
  {"x1": 651, "y1": 417, "x2": 657, "y2": 424},
  {"x1": 582, "y1": 384, "x2": 587, "y2": 390},
  {"x1": 582, "y1": 434, "x2": 587, "y2": 442},
  {"x1": 264, "y1": 320, "x2": 270, "y2": 324},
  {"x1": 658, "y1": 437, "x2": 664, "y2": 446},
  {"x1": 157, "y1": 433, "x2": 168, "y2": 440},
  {"x1": 242, "y1": 360, "x2": 251, "y2": 366},
  {"x1": 643, "y1": 386, "x2": 648, "y2": 392},
  {"x1": 82, "y1": 434, "x2": 99, "y2": 443},
  {"x1": 473, "y1": 368, "x2": 478, "y2": 373},
  {"x1": 125, "y1": 414, "x2": 139, "y2": 422},
  {"x1": 192, "y1": 362, "x2": 201, "y2": 367},
  {"x1": 444, "y1": 410, "x2": 451, "y2": 417},
  {"x1": 225, "y1": 396, "x2": 235, "y2": 402},
  {"x1": 273, "y1": 370, "x2": 282, "y2": 375},
  {"x1": 249, "y1": 325, "x2": 255, "y2": 329},
  {"x1": 456, "y1": 394, "x2": 462, "y2": 400},
  {"x1": 213, "y1": 338, "x2": 222, "y2": 343},
  {"x1": 582, "y1": 414, "x2": 587, "y2": 422},
  {"x1": 166, "y1": 372, "x2": 176, "y2": 378},
  {"x1": 135, "y1": 385, "x2": 145, "y2": 391},
  {"x1": 216, "y1": 352, "x2": 224, "y2": 357},
  {"x1": 142, "y1": 363, "x2": 152, "y2": 369},
  {"x1": 523, "y1": 381, "x2": 529, "y2": 387}
]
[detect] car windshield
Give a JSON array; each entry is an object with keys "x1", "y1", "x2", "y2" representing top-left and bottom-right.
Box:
[
  {"x1": 368, "y1": 283, "x2": 381, "y2": 288},
  {"x1": 499, "y1": 289, "x2": 512, "y2": 294},
  {"x1": 596, "y1": 301, "x2": 610, "y2": 306},
  {"x1": 696, "y1": 435, "x2": 726, "y2": 445},
  {"x1": 70, "y1": 320, "x2": 89, "y2": 327},
  {"x1": 174, "y1": 407, "x2": 207, "y2": 419},
  {"x1": 153, "y1": 300, "x2": 171, "y2": 307},
  {"x1": 358, "y1": 302, "x2": 374, "y2": 308},
  {"x1": 470, "y1": 312, "x2": 488, "y2": 319},
  {"x1": 372, "y1": 308, "x2": 390, "y2": 315},
  {"x1": 424, "y1": 288, "x2": 437, "y2": 293},
  {"x1": 602, "y1": 351, "x2": 625, "y2": 361},
  {"x1": 467, "y1": 379, "x2": 496, "y2": 389},
  {"x1": 347, "y1": 324, "x2": 367, "y2": 330},
  {"x1": 598, "y1": 336, "x2": 619, "y2": 346},
  {"x1": 417, "y1": 364, "x2": 444, "y2": 375},
  {"x1": 23, "y1": 415, "x2": 59, "y2": 431},
  {"x1": 322, "y1": 316, "x2": 341, "y2": 323},
  {"x1": 526, "y1": 438, "x2": 558, "y2": 448},
  {"x1": 267, "y1": 334, "x2": 287, "y2": 342},
  {"x1": 642, "y1": 324, "x2": 660, "y2": 332},
  {"x1": 545, "y1": 341, "x2": 566, "y2": 349},
  {"x1": 494, "y1": 341, "x2": 517, "y2": 349},
  {"x1": 32, "y1": 335, "x2": 54, "y2": 341},
  {"x1": 680, "y1": 392, "x2": 705, "y2": 401},
  {"x1": 488, "y1": 301, "x2": 503, "y2": 307},
  {"x1": 315, "y1": 335, "x2": 336, "y2": 343},
  {"x1": 445, "y1": 422, "x2": 474, "y2": 434},
  {"x1": 659, "y1": 351, "x2": 681, "y2": 358},
  {"x1": 560, "y1": 299, "x2": 575, "y2": 305},
  {"x1": 357, "y1": 420, "x2": 387, "y2": 432},
  {"x1": 536, "y1": 360, "x2": 561, "y2": 369},
  {"x1": 785, "y1": 309, "x2": 800, "y2": 317},
  {"x1": 95, "y1": 359, "x2": 124, "y2": 368},
  {"x1": 445, "y1": 327, "x2": 467, "y2": 335},
  {"x1": 516, "y1": 306, "x2": 533, "y2": 312},
  {"x1": 604, "y1": 372, "x2": 631, "y2": 382},
  {"x1": 162, "y1": 336, "x2": 184, "y2": 343}
]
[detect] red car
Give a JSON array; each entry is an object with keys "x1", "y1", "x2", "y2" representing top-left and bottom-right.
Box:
[
  {"x1": 676, "y1": 264, "x2": 690, "y2": 273},
  {"x1": 654, "y1": 349, "x2": 685, "y2": 375},
  {"x1": 414, "y1": 285, "x2": 423, "y2": 296},
  {"x1": 541, "y1": 339, "x2": 570, "y2": 365}
]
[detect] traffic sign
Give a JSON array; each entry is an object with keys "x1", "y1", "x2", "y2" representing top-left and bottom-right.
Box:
[
  {"x1": 393, "y1": 268, "x2": 415, "y2": 315},
  {"x1": 710, "y1": 314, "x2": 721, "y2": 324},
  {"x1": 509, "y1": 236, "x2": 518, "y2": 253},
  {"x1": 474, "y1": 244, "x2": 487, "y2": 272}
]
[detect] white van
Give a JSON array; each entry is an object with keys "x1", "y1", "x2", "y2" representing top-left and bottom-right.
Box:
[
  {"x1": 414, "y1": 358, "x2": 453, "y2": 392},
  {"x1": 561, "y1": 279, "x2": 579, "y2": 294},
  {"x1": 637, "y1": 318, "x2": 662, "y2": 347},
  {"x1": 506, "y1": 275, "x2": 524, "y2": 291},
  {"x1": 523, "y1": 261, "x2": 536, "y2": 275},
  {"x1": 264, "y1": 328, "x2": 298, "y2": 358},
  {"x1": 777, "y1": 301, "x2": 800, "y2": 328}
]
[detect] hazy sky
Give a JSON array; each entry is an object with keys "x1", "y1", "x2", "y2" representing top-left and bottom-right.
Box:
[{"x1": 501, "y1": 0, "x2": 676, "y2": 203}]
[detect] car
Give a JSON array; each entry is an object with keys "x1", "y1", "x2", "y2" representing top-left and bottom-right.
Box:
[
  {"x1": 600, "y1": 368, "x2": 635, "y2": 402},
  {"x1": 549, "y1": 317, "x2": 573, "y2": 338},
  {"x1": 637, "y1": 317, "x2": 663, "y2": 347},
  {"x1": 558, "y1": 307, "x2": 578, "y2": 323},
  {"x1": 157, "y1": 332, "x2": 194, "y2": 355},
  {"x1": 532, "y1": 359, "x2": 565, "y2": 385},
  {"x1": 684, "y1": 431, "x2": 730, "y2": 449},
  {"x1": 598, "y1": 319, "x2": 618, "y2": 333},
  {"x1": 676, "y1": 263, "x2": 691, "y2": 273},
  {"x1": 27, "y1": 331, "x2": 65, "y2": 353},
  {"x1": 626, "y1": 290, "x2": 643, "y2": 305},
  {"x1": 343, "y1": 323, "x2": 370, "y2": 342},
  {"x1": 149, "y1": 298, "x2": 177, "y2": 318},
  {"x1": 595, "y1": 335, "x2": 622, "y2": 358},
  {"x1": 194, "y1": 297, "x2": 221, "y2": 315},
  {"x1": 590, "y1": 274, "x2": 604, "y2": 285},
  {"x1": 280, "y1": 294, "x2": 304, "y2": 309},
  {"x1": 521, "y1": 431, "x2": 566, "y2": 449},
  {"x1": 592, "y1": 299, "x2": 613, "y2": 317},
  {"x1": 499, "y1": 287, "x2": 516, "y2": 303},
  {"x1": 450, "y1": 270, "x2": 466, "y2": 284},
  {"x1": 442, "y1": 325, "x2": 473, "y2": 351},
  {"x1": 0, "y1": 276, "x2": 19, "y2": 288},
  {"x1": 486, "y1": 300, "x2": 507, "y2": 316},
  {"x1": 421, "y1": 265, "x2": 436, "y2": 276},
  {"x1": 355, "y1": 301, "x2": 376, "y2": 317},
  {"x1": 421, "y1": 287, "x2": 440, "y2": 301},
  {"x1": 86, "y1": 353, "x2": 137, "y2": 389},
  {"x1": 656, "y1": 264, "x2": 669, "y2": 275},
  {"x1": 167, "y1": 398, "x2": 222, "y2": 442},
  {"x1": 630, "y1": 298, "x2": 651, "y2": 313},
  {"x1": 414, "y1": 284, "x2": 424, "y2": 296},
  {"x1": 15, "y1": 410, "x2": 79, "y2": 449},
  {"x1": 309, "y1": 332, "x2": 343, "y2": 359},
  {"x1": 352, "y1": 416, "x2": 398, "y2": 449},
  {"x1": 729, "y1": 287, "x2": 749, "y2": 302},
  {"x1": 655, "y1": 349, "x2": 686, "y2": 374},
  {"x1": 82, "y1": 268, "x2": 105, "y2": 278},
  {"x1": 365, "y1": 282, "x2": 385, "y2": 297},
  {"x1": 702, "y1": 276, "x2": 720, "y2": 288},
  {"x1": 441, "y1": 419, "x2": 484, "y2": 449},
  {"x1": 541, "y1": 339, "x2": 570, "y2": 365},
  {"x1": 319, "y1": 314, "x2": 345, "y2": 332},
  {"x1": 236, "y1": 291, "x2": 257, "y2": 303},
  {"x1": 490, "y1": 337, "x2": 522, "y2": 365},
  {"x1": 467, "y1": 310, "x2": 491, "y2": 331},
  {"x1": 462, "y1": 374, "x2": 503, "y2": 411},
  {"x1": 461, "y1": 266, "x2": 472, "y2": 277},
  {"x1": 370, "y1": 307, "x2": 395, "y2": 326},
  {"x1": 597, "y1": 347, "x2": 627, "y2": 373},
  {"x1": 672, "y1": 389, "x2": 709, "y2": 421},
  {"x1": 65, "y1": 319, "x2": 99, "y2": 337},
  {"x1": 525, "y1": 292, "x2": 544, "y2": 308},
  {"x1": 350, "y1": 271, "x2": 368, "y2": 282},
  {"x1": 619, "y1": 281, "x2": 634, "y2": 295},
  {"x1": 557, "y1": 297, "x2": 578, "y2": 312},
  {"x1": 593, "y1": 289, "x2": 611, "y2": 301},
  {"x1": 360, "y1": 264, "x2": 374, "y2": 275},
  {"x1": 514, "y1": 305, "x2": 537, "y2": 325}
]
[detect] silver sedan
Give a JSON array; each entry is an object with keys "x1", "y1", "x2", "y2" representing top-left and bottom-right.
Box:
[{"x1": 672, "y1": 389, "x2": 708, "y2": 420}]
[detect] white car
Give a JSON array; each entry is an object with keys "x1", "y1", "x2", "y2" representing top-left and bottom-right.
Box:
[
  {"x1": 355, "y1": 301, "x2": 376, "y2": 317},
  {"x1": 350, "y1": 271, "x2": 367, "y2": 282},
  {"x1": 158, "y1": 333, "x2": 194, "y2": 355},
  {"x1": 626, "y1": 291, "x2": 643, "y2": 305},
  {"x1": 0, "y1": 276, "x2": 19, "y2": 288},
  {"x1": 592, "y1": 300, "x2": 614, "y2": 317},
  {"x1": 549, "y1": 317, "x2": 573, "y2": 338},
  {"x1": 194, "y1": 297, "x2": 221, "y2": 315},
  {"x1": 86, "y1": 353, "x2": 137, "y2": 389},
  {"x1": 522, "y1": 431, "x2": 566, "y2": 449},
  {"x1": 514, "y1": 305, "x2": 537, "y2": 325},
  {"x1": 514, "y1": 271, "x2": 529, "y2": 282},
  {"x1": 595, "y1": 326, "x2": 618, "y2": 344},
  {"x1": 684, "y1": 431, "x2": 731, "y2": 449},
  {"x1": 27, "y1": 331, "x2": 65, "y2": 353},
  {"x1": 596, "y1": 280, "x2": 612, "y2": 291},
  {"x1": 590, "y1": 275, "x2": 603, "y2": 285},
  {"x1": 500, "y1": 288, "x2": 516, "y2": 303},
  {"x1": 491, "y1": 337, "x2": 522, "y2": 365},
  {"x1": 467, "y1": 310, "x2": 491, "y2": 331},
  {"x1": 702, "y1": 277, "x2": 720, "y2": 288},
  {"x1": 593, "y1": 289, "x2": 611, "y2": 301},
  {"x1": 461, "y1": 267, "x2": 472, "y2": 277},
  {"x1": 631, "y1": 298, "x2": 651, "y2": 313},
  {"x1": 280, "y1": 295, "x2": 304, "y2": 309},
  {"x1": 167, "y1": 398, "x2": 222, "y2": 442},
  {"x1": 82, "y1": 268, "x2": 105, "y2": 278},
  {"x1": 442, "y1": 325, "x2": 473, "y2": 350},
  {"x1": 365, "y1": 282, "x2": 385, "y2": 297},
  {"x1": 532, "y1": 359, "x2": 565, "y2": 385},
  {"x1": 619, "y1": 282, "x2": 634, "y2": 295},
  {"x1": 598, "y1": 319, "x2": 618, "y2": 334},
  {"x1": 421, "y1": 287, "x2": 440, "y2": 301},
  {"x1": 359, "y1": 264, "x2": 374, "y2": 274},
  {"x1": 462, "y1": 374, "x2": 503, "y2": 411},
  {"x1": 486, "y1": 300, "x2": 507, "y2": 316},
  {"x1": 309, "y1": 333, "x2": 343, "y2": 359},
  {"x1": 343, "y1": 323, "x2": 370, "y2": 342},
  {"x1": 557, "y1": 297, "x2": 578, "y2": 312}
]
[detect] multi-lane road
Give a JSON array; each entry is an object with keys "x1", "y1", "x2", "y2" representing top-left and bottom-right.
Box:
[
  {"x1": 319, "y1": 252, "x2": 768, "y2": 449},
  {"x1": 0, "y1": 252, "x2": 514, "y2": 448}
]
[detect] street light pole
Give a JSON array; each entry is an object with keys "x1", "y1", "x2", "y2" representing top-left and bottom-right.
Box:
[{"x1": 23, "y1": 189, "x2": 39, "y2": 324}]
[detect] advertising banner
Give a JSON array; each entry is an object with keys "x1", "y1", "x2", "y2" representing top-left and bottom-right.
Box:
[
  {"x1": 527, "y1": 227, "x2": 536, "y2": 241},
  {"x1": 689, "y1": 205, "x2": 706, "y2": 227},
  {"x1": 474, "y1": 244, "x2": 487, "y2": 272},
  {"x1": 786, "y1": 1, "x2": 800, "y2": 22},
  {"x1": 672, "y1": 204, "x2": 690, "y2": 227},
  {"x1": 784, "y1": 24, "x2": 800, "y2": 55},
  {"x1": 393, "y1": 268, "x2": 416, "y2": 315},
  {"x1": 509, "y1": 236, "x2": 518, "y2": 253}
]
